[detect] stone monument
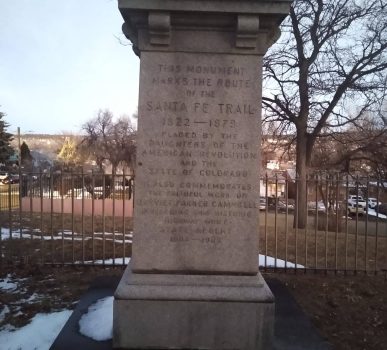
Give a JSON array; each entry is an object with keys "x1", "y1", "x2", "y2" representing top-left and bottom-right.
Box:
[{"x1": 114, "y1": 1, "x2": 292, "y2": 349}]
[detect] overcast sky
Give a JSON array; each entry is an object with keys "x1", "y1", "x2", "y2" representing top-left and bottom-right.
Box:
[{"x1": 0, "y1": 0, "x2": 139, "y2": 135}]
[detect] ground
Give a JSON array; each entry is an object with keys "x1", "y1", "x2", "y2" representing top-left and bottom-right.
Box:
[
  {"x1": 1, "y1": 266, "x2": 386, "y2": 350},
  {"x1": 274, "y1": 272, "x2": 387, "y2": 350},
  {"x1": 1, "y1": 200, "x2": 387, "y2": 349}
]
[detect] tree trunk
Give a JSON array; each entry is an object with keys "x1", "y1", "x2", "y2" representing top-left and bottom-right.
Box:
[{"x1": 294, "y1": 132, "x2": 308, "y2": 229}]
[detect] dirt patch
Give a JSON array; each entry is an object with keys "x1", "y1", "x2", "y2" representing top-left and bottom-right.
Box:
[{"x1": 273, "y1": 272, "x2": 387, "y2": 350}]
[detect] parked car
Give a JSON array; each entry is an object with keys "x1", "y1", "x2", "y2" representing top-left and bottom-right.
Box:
[
  {"x1": 368, "y1": 197, "x2": 381, "y2": 209},
  {"x1": 277, "y1": 200, "x2": 295, "y2": 212},
  {"x1": 259, "y1": 197, "x2": 267, "y2": 211},
  {"x1": 347, "y1": 195, "x2": 367, "y2": 209},
  {"x1": 347, "y1": 195, "x2": 365, "y2": 203},
  {"x1": 308, "y1": 201, "x2": 326, "y2": 212},
  {"x1": 347, "y1": 201, "x2": 365, "y2": 215},
  {"x1": 1, "y1": 174, "x2": 20, "y2": 184},
  {"x1": 375, "y1": 203, "x2": 387, "y2": 216},
  {"x1": 0, "y1": 171, "x2": 9, "y2": 182}
]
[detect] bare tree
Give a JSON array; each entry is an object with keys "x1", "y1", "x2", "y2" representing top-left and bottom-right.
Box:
[
  {"x1": 76, "y1": 109, "x2": 137, "y2": 199},
  {"x1": 80, "y1": 109, "x2": 136, "y2": 173},
  {"x1": 263, "y1": 0, "x2": 387, "y2": 228},
  {"x1": 320, "y1": 113, "x2": 387, "y2": 178}
]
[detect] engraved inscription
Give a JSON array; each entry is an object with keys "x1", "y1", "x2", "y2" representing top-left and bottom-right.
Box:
[{"x1": 135, "y1": 53, "x2": 260, "y2": 263}]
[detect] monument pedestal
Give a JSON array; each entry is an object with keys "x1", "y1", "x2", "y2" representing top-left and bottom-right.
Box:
[{"x1": 113, "y1": 265, "x2": 274, "y2": 350}]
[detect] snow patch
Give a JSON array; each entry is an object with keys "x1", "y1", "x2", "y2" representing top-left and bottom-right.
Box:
[
  {"x1": 0, "y1": 275, "x2": 18, "y2": 291},
  {"x1": 17, "y1": 293, "x2": 42, "y2": 304},
  {"x1": 259, "y1": 254, "x2": 303, "y2": 268},
  {"x1": 80, "y1": 256, "x2": 303, "y2": 268},
  {"x1": 79, "y1": 297, "x2": 113, "y2": 341},
  {"x1": 81, "y1": 256, "x2": 302, "y2": 268},
  {"x1": 0, "y1": 310, "x2": 71, "y2": 350},
  {"x1": 367, "y1": 209, "x2": 387, "y2": 219},
  {"x1": 0, "y1": 305, "x2": 10, "y2": 322},
  {"x1": 0, "y1": 228, "x2": 40, "y2": 240},
  {"x1": 0, "y1": 228, "x2": 132, "y2": 243},
  {"x1": 79, "y1": 257, "x2": 131, "y2": 265}
]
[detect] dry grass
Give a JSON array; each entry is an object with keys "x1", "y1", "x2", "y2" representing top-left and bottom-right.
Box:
[
  {"x1": 1, "y1": 211, "x2": 133, "y2": 266},
  {"x1": 1, "y1": 210, "x2": 387, "y2": 274},
  {"x1": 259, "y1": 212, "x2": 387, "y2": 273}
]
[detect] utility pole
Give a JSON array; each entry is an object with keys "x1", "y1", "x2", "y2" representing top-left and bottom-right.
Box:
[{"x1": 17, "y1": 127, "x2": 21, "y2": 167}]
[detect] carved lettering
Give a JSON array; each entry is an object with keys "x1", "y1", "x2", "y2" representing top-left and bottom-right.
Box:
[{"x1": 136, "y1": 53, "x2": 260, "y2": 264}]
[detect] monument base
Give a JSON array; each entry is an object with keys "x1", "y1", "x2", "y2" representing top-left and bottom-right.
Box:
[{"x1": 113, "y1": 265, "x2": 275, "y2": 350}]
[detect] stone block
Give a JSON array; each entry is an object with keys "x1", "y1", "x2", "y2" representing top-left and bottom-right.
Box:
[
  {"x1": 132, "y1": 51, "x2": 262, "y2": 275},
  {"x1": 113, "y1": 266, "x2": 274, "y2": 350}
]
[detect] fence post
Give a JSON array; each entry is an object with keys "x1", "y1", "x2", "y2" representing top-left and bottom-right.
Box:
[
  {"x1": 91, "y1": 169, "x2": 95, "y2": 264},
  {"x1": 61, "y1": 169, "x2": 65, "y2": 265},
  {"x1": 355, "y1": 175, "x2": 360, "y2": 274},
  {"x1": 122, "y1": 169, "x2": 126, "y2": 266},
  {"x1": 314, "y1": 174, "x2": 318, "y2": 272},
  {"x1": 365, "y1": 176, "x2": 369, "y2": 274},
  {"x1": 102, "y1": 173, "x2": 106, "y2": 266},
  {"x1": 37, "y1": 168, "x2": 44, "y2": 264},
  {"x1": 264, "y1": 173, "x2": 268, "y2": 270},
  {"x1": 285, "y1": 172, "x2": 289, "y2": 271},
  {"x1": 71, "y1": 168, "x2": 75, "y2": 264},
  {"x1": 304, "y1": 173, "x2": 308, "y2": 273},
  {"x1": 375, "y1": 178, "x2": 380, "y2": 274},
  {"x1": 50, "y1": 167, "x2": 54, "y2": 264},
  {"x1": 334, "y1": 173, "x2": 339, "y2": 274},
  {"x1": 81, "y1": 168, "x2": 85, "y2": 264}
]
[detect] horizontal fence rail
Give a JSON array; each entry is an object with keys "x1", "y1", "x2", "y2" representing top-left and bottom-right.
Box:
[{"x1": 1, "y1": 171, "x2": 386, "y2": 274}]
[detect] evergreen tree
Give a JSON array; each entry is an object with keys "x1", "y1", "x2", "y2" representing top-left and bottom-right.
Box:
[
  {"x1": 20, "y1": 141, "x2": 33, "y2": 167},
  {"x1": 0, "y1": 111, "x2": 14, "y2": 164}
]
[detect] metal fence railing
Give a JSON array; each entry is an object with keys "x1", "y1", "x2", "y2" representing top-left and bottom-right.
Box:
[
  {"x1": 1, "y1": 172, "x2": 386, "y2": 274},
  {"x1": 0, "y1": 171, "x2": 134, "y2": 267}
]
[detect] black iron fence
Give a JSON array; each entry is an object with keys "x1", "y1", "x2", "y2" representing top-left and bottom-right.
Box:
[{"x1": 1, "y1": 172, "x2": 386, "y2": 274}]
